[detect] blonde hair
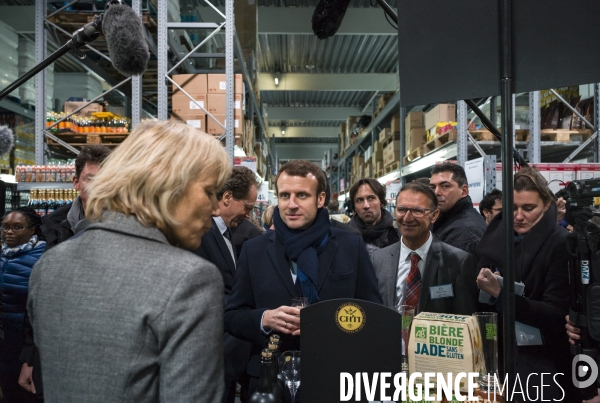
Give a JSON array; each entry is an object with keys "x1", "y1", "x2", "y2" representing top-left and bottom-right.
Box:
[
  {"x1": 261, "y1": 204, "x2": 275, "y2": 228},
  {"x1": 86, "y1": 119, "x2": 231, "y2": 233}
]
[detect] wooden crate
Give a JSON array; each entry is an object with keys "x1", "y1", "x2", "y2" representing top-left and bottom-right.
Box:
[
  {"x1": 469, "y1": 130, "x2": 498, "y2": 141},
  {"x1": 540, "y1": 129, "x2": 592, "y2": 142},
  {"x1": 403, "y1": 148, "x2": 422, "y2": 165},
  {"x1": 421, "y1": 129, "x2": 458, "y2": 156},
  {"x1": 384, "y1": 161, "x2": 400, "y2": 174},
  {"x1": 48, "y1": 132, "x2": 129, "y2": 146}
]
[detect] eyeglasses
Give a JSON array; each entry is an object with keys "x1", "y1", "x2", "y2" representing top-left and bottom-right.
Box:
[
  {"x1": 0, "y1": 225, "x2": 31, "y2": 233},
  {"x1": 237, "y1": 198, "x2": 255, "y2": 213},
  {"x1": 396, "y1": 207, "x2": 432, "y2": 218}
]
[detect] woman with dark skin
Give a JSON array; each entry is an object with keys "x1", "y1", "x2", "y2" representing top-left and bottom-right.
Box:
[{"x1": 0, "y1": 206, "x2": 45, "y2": 403}]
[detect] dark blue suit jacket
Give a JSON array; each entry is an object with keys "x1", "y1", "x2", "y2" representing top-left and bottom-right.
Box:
[
  {"x1": 193, "y1": 218, "x2": 236, "y2": 298},
  {"x1": 224, "y1": 227, "x2": 383, "y2": 378}
]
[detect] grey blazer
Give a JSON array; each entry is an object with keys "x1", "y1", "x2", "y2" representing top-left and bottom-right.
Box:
[
  {"x1": 370, "y1": 236, "x2": 479, "y2": 315},
  {"x1": 28, "y1": 213, "x2": 224, "y2": 403}
]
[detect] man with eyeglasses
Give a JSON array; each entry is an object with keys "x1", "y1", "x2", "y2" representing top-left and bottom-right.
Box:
[
  {"x1": 479, "y1": 189, "x2": 502, "y2": 225},
  {"x1": 429, "y1": 162, "x2": 487, "y2": 257},
  {"x1": 348, "y1": 178, "x2": 400, "y2": 253},
  {"x1": 370, "y1": 181, "x2": 478, "y2": 315},
  {"x1": 192, "y1": 165, "x2": 259, "y2": 403}
]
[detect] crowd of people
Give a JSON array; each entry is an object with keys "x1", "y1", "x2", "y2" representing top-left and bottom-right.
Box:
[{"x1": 0, "y1": 119, "x2": 596, "y2": 402}]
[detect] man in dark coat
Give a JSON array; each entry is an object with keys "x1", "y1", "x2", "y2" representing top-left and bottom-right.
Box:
[
  {"x1": 348, "y1": 178, "x2": 399, "y2": 253},
  {"x1": 225, "y1": 160, "x2": 382, "y2": 397},
  {"x1": 40, "y1": 145, "x2": 111, "y2": 250},
  {"x1": 429, "y1": 162, "x2": 486, "y2": 257},
  {"x1": 192, "y1": 166, "x2": 259, "y2": 403}
]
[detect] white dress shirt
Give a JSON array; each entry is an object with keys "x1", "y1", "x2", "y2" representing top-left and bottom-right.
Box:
[
  {"x1": 214, "y1": 216, "x2": 235, "y2": 262},
  {"x1": 396, "y1": 232, "x2": 433, "y2": 306}
]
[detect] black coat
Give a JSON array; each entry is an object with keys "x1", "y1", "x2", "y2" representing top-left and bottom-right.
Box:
[
  {"x1": 477, "y1": 202, "x2": 571, "y2": 400},
  {"x1": 224, "y1": 227, "x2": 383, "y2": 380},
  {"x1": 193, "y1": 218, "x2": 236, "y2": 298},
  {"x1": 330, "y1": 218, "x2": 362, "y2": 236},
  {"x1": 231, "y1": 218, "x2": 263, "y2": 260},
  {"x1": 40, "y1": 202, "x2": 73, "y2": 252},
  {"x1": 433, "y1": 195, "x2": 487, "y2": 257},
  {"x1": 348, "y1": 209, "x2": 400, "y2": 251}
]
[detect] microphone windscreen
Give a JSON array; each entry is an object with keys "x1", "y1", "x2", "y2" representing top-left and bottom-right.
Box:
[
  {"x1": 312, "y1": 0, "x2": 352, "y2": 40},
  {"x1": 102, "y1": 3, "x2": 150, "y2": 76},
  {"x1": 0, "y1": 126, "x2": 14, "y2": 156}
]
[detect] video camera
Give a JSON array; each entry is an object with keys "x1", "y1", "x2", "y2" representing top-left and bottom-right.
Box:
[
  {"x1": 564, "y1": 179, "x2": 600, "y2": 398},
  {"x1": 565, "y1": 178, "x2": 600, "y2": 220}
]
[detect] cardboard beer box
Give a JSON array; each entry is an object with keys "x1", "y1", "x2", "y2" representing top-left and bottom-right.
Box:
[{"x1": 408, "y1": 312, "x2": 485, "y2": 391}]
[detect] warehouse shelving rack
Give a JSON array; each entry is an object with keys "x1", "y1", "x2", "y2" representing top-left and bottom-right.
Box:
[
  {"x1": 23, "y1": 0, "x2": 273, "y2": 176},
  {"x1": 157, "y1": 0, "x2": 273, "y2": 172},
  {"x1": 336, "y1": 85, "x2": 600, "y2": 196},
  {"x1": 33, "y1": 0, "x2": 148, "y2": 164}
]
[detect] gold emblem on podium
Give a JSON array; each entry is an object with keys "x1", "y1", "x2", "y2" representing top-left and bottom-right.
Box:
[{"x1": 335, "y1": 302, "x2": 366, "y2": 333}]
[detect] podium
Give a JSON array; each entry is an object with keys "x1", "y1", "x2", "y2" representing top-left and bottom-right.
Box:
[{"x1": 301, "y1": 299, "x2": 403, "y2": 402}]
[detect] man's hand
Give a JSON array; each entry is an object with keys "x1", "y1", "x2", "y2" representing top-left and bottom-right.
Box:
[
  {"x1": 566, "y1": 315, "x2": 581, "y2": 346},
  {"x1": 557, "y1": 197, "x2": 567, "y2": 223},
  {"x1": 263, "y1": 306, "x2": 302, "y2": 336},
  {"x1": 476, "y1": 268, "x2": 502, "y2": 298},
  {"x1": 18, "y1": 363, "x2": 35, "y2": 394}
]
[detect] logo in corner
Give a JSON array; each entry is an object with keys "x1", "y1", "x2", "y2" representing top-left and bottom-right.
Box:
[{"x1": 335, "y1": 302, "x2": 366, "y2": 333}]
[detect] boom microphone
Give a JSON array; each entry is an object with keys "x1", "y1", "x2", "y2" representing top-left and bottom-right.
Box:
[
  {"x1": 0, "y1": 126, "x2": 14, "y2": 156},
  {"x1": 102, "y1": 0, "x2": 150, "y2": 76},
  {"x1": 312, "y1": 0, "x2": 352, "y2": 40}
]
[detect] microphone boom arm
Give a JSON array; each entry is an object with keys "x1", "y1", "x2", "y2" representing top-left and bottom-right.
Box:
[
  {"x1": 374, "y1": 0, "x2": 398, "y2": 24},
  {"x1": 0, "y1": 14, "x2": 103, "y2": 102}
]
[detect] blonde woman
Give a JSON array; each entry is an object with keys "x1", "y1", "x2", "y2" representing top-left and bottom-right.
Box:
[
  {"x1": 261, "y1": 204, "x2": 275, "y2": 231},
  {"x1": 27, "y1": 120, "x2": 231, "y2": 403}
]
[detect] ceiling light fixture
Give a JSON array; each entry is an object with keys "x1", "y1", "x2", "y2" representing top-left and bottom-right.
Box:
[
  {"x1": 274, "y1": 72, "x2": 281, "y2": 87},
  {"x1": 281, "y1": 123, "x2": 286, "y2": 135}
]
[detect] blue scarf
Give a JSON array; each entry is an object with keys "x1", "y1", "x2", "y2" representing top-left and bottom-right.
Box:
[
  {"x1": 2, "y1": 235, "x2": 45, "y2": 258},
  {"x1": 273, "y1": 207, "x2": 331, "y2": 305}
]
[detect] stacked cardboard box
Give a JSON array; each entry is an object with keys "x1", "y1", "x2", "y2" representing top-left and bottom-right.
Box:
[
  {"x1": 383, "y1": 139, "x2": 400, "y2": 167},
  {"x1": 172, "y1": 74, "x2": 244, "y2": 135},
  {"x1": 425, "y1": 104, "x2": 456, "y2": 142},
  {"x1": 371, "y1": 140, "x2": 384, "y2": 174},
  {"x1": 351, "y1": 155, "x2": 365, "y2": 182},
  {"x1": 340, "y1": 123, "x2": 347, "y2": 153},
  {"x1": 405, "y1": 112, "x2": 426, "y2": 154}
]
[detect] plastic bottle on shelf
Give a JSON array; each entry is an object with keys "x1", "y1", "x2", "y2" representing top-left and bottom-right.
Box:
[{"x1": 25, "y1": 165, "x2": 33, "y2": 183}]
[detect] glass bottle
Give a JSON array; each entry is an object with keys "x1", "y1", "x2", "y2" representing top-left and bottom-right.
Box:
[
  {"x1": 56, "y1": 189, "x2": 65, "y2": 211},
  {"x1": 249, "y1": 349, "x2": 281, "y2": 403},
  {"x1": 37, "y1": 189, "x2": 47, "y2": 216},
  {"x1": 29, "y1": 189, "x2": 38, "y2": 212},
  {"x1": 267, "y1": 341, "x2": 284, "y2": 403},
  {"x1": 46, "y1": 189, "x2": 56, "y2": 215}
]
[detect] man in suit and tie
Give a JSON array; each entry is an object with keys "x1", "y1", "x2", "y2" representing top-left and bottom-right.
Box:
[
  {"x1": 193, "y1": 165, "x2": 259, "y2": 403},
  {"x1": 225, "y1": 160, "x2": 382, "y2": 396},
  {"x1": 370, "y1": 181, "x2": 478, "y2": 315}
]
